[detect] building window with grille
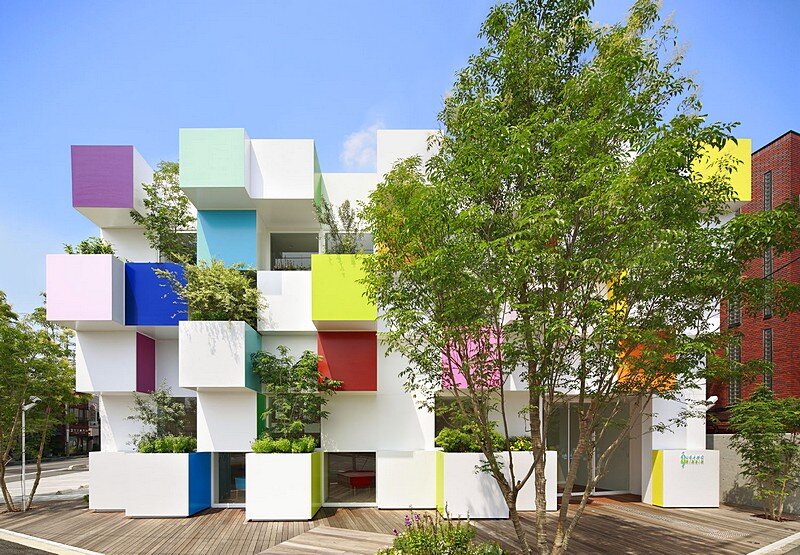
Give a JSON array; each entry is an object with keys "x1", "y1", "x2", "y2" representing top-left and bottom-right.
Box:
[
  {"x1": 764, "y1": 248, "x2": 773, "y2": 279},
  {"x1": 764, "y1": 171, "x2": 773, "y2": 211},
  {"x1": 727, "y1": 296, "x2": 742, "y2": 327},
  {"x1": 728, "y1": 340, "x2": 742, "y2": 404},
  {"x1": 763, "y1": 328, "x2": 774, "y2": 390}
]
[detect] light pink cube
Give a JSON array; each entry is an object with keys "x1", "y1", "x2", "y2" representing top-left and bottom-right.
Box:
[{"x1": 46, "y1": 254, "x2": 124, "y2": 324}]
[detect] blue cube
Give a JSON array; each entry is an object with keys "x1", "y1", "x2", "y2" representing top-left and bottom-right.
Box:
[{"x1": 124, "y1": 263, "x2": 187, "y2": 326}]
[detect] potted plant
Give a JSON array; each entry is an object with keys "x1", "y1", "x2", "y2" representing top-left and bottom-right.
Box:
[
  {"x1": 435, "y1": 424, "x2": 557, "y2": 519},
  {"x1": 245, "y1": 347, "x2": 341, "y2": 521},
  {"x1": 121, "y1": 382, "x2": 210, "y2": 517}
]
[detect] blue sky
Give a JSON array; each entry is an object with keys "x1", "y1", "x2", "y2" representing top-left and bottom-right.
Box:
[{"x1": 1, "y1": 1, "x2": 798, "y2": 314}]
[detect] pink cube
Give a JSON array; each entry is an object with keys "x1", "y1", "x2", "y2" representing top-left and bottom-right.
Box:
[{"x1": 46, "y1": 254, "x2": 124, "y2": 324}]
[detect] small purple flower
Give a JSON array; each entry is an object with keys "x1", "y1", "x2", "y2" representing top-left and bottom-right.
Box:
[
  {"x1": 414, "y1": 513, "x2": 420, "y2": 522},
  {"x1": 404, "y1": 515, "x2": 412, "y2": 526},
  {"x1": 393, "y1": 528, "x2": 399, "y2": 536}
]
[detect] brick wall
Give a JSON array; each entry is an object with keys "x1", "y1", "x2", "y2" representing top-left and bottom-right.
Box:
[{"x1": 710, "y1": 131, "x2": 800, "y2": 407}]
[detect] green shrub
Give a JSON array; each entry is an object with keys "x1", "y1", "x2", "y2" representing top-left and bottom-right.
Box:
[
  {"x1": 378, "y1": 510, "x2": 506, "y2": 555},
  {"x1": 137, "y1": 435, "x2": 196, "y2": 453},
  {"x1": 251, "y1": 435, "x2": 316, "y2": 454},
  {"x1": 507, "y1": 436, "x2": 533, "y2": 451},
  {"x1": 435, "y1": 424, "x2": 505, "y2": 453},
  {"x1": 63, "y1": 236, "x2": 115, "y2": 255}
]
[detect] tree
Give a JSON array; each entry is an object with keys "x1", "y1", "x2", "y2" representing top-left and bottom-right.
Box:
[
  {"x1": 127, "y1": 380, "x2": 188, "y2": 449},
  {"x1": 63, "y1": 236, "x2": 115, "y2": 255},
  {"x1": 315, "y1": 197, "x2": 366, "y2": 254},
  {"x1": 362, "y1": 1, "x2": 800, "y2": 553},
  {"x1": 729, "y1": 387, "x2": 800, "y2": 521},
  {"x1": 252, "y1": 346, "x2": 341, "y2": 441},
  {"x1": 157, "y1": 259, "x2": 265, "y2": 329},
  {"x1": 0, "y1": 293, "x2": 80, "y2": 512},
  {"x1": 130, "y1": 161, "x2": 196, "y2": 262}
]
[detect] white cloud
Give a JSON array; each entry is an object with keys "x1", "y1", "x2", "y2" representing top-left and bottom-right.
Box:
[{"x1": 340, "y1": 120, "x2": 383, "y2": 170}]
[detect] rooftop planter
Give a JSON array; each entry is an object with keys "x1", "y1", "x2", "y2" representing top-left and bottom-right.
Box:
[
  {"x1": 245, "y1": 450, "x2": 323, "y2": 521},
  {"x1": 125, "y1": 452, "x2": 211, "y2": 517}
]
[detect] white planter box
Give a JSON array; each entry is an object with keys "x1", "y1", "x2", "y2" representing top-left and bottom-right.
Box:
[
  {"x1": 179, "y1": 321, "x2": 261, "y2": 391},
  {"x1": 245, "y1": 451, "x2": 323, "y2": 521},
  {"x1": 436, "y1": 450, "x2": 558, "y2": 519},
  {"x1": 89, "y1": 452, "x2": 131, "y2": 511},
  {"x1": 377, "y1": 451, "x2": 436, "y2": 509},
  {"x1": 650, "y1": 449, "x2": 720, "y2": 508},
  {"x1": 125, "y1": 452, "x2": 211, "y2": 517}
]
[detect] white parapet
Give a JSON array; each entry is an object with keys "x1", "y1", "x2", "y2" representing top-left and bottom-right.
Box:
[
  {"x1": 437, "y1": 450, "x2": 558, "y2": 519},
  {"x1": 245, "y1": 451, "x2": 323, "y2": 521},
  {"x1": 125, "y1": 452, "x2": 211, "y2": 517},
  {"x1": 89, "y1": 452, "x2": 132, "y2": 511},
  {"x1": 649, "y1": 449, "x2": 720, "y2": 508},
  {"x1": 376, "y1": 451, "x2": 437, "y2": 509}
]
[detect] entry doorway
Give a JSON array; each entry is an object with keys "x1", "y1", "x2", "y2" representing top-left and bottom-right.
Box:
[
  {"x1": 212, "y1": 453, "x2": 246, "y2": 508},
  {"x1": 547, "y1": 403, "x2": 630, "y2": 497},
  {"x1": 324, "y1": 452, "x2": 377, "y2": 507}
]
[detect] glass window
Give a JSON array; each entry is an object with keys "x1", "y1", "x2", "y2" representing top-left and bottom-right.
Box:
[
  {"x1": 217, "y1": 453, "x2": 246, "y2": 504},
  {"x1": 326, "y1": 452, "x2": 375, "y2": 503},
  {"x1": 270, "y1": 233, "x2": 319, "y2": 270},
  {"x1": 324, "y1": 233, "x2": 374, "y2": 254},
  {"x1": 763, "y1": 328, "x2": 774, "y2": 391},
  {"x1": 727, "y1": 296, "x2": 741, "y2": 327},
  {"x1": 729, "y1": 340, "x2": 742, "y2": 404},
  {"x1": 764, "y1": 171, "x2": 773, "y2": 211},
  {"x1": 764, "y1": 248, "x2": 773, "y2": 279}
]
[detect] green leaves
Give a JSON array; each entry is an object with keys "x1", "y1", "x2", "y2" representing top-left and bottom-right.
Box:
[
  {"x1": 157, "y1": 259, "x2": 264, "y2": 328},
  {"x1": 63, "y1": 236, "x2": 115, "y2": 255},
  {"x1": 729, "y1": 387, "x2": 800, "y2": 521},
  {"x1": 128, "y1": 380, "x2": 189, "y2": 449},
  {"x1": 130, "y1": 161, "x2": 196, "y2": 263},
  {"x1": 251, "y1": 347, "x2": 341, "y2": 441}
]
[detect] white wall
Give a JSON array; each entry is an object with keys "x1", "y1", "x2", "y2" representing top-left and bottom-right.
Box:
[
  {"x1": 376, "y1": 129, "x2": 438, "y2": 178},
  {"x1": 322, "y1": 393, "x2": 435, "y2": 452},
  {"x1": 156, "y1": 339, "x2": 195, "y2": 397},
  {"x1": 376, "y1": 451, "x2": 436, "y2": 509},
  {"x1": 320, "y1": 173, "x2": 378, "y2": 209},
  {"x1": 76, "y1": 331, "x2": 137, "y2": 393},
  {"x1": 101, "y1": 228, "x2": 158, "y2": 263},
  {"x1": 196, "y1": 390, "x2": 257, "y2": 452},
  {"x1": 125, "y1": 453, "x2": 191, "y2": 517},
  {"x1": 257, "y1": 271, "x2": 315, "y2": 332},
  {"x1": 260, "y1": 332, "x2": 317, "y2": 358},
  {"x1": 99, "y1": 393, "x2": 144, "y2": 452},
  {"x1": 132, "y1": 147, "x2": 153, "y2": 216},
  {"x1": 250, "y1": 139, "x2": 315, "y2": 200},
  {"x1": 179, "y1": 321, "x2": 249, "y2": 389},
  {"x1": 89, "y1": 451, "x2": 132, "y2": 511}
]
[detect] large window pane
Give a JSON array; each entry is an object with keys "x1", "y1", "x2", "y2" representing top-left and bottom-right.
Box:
[
  {"x1": 326, "y1": 452, "x2": 375, "y2": 503},
  {"x1": 217, "y1": 453, "x2": 246, "y2": 504},
  {"x1": 270, "y1": 233, "x2": 318, "y2": 270}
]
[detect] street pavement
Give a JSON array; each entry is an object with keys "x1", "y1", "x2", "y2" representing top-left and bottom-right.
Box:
[{"x1": 3, "y1": 456, "x2": 89, "y2": 503}]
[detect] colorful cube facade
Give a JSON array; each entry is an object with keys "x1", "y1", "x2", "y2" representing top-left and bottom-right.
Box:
[{"x1": 47, "y1": 127, "x2": 725, "y2": 521}]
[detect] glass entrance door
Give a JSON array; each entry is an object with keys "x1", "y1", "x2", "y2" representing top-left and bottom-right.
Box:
[
  {"x1": 547, "y1": 402, "x2": 630, "y2": 496},
  {"x1": 215, "y1": 453, "x2": 246, "y2": 507}
]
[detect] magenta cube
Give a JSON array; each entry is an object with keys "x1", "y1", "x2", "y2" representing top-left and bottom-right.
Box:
[{"x1": 46, "y1": 254, "x2": 124, "y2": 324}]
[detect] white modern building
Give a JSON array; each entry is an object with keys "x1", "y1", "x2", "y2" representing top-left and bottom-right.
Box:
[{"x1": 45, "y1": 128, "x2": 726, "y2": 519}]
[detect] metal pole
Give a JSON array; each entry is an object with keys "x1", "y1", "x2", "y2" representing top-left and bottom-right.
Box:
[{"x1": 21, "y1": 410, "x2": 26, "y2": 512}]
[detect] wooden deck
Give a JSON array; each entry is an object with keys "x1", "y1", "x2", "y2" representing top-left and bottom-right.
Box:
[
  {"x1": 260, "y1": 526, "x2": 394, "y2": 554},
  {"x1": 0, "y1": 496, "x2": 798, "y2": 554}
]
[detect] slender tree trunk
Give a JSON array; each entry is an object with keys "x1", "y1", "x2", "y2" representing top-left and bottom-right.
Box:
[
  {"x1": 25, "y1": 407, "x2": 51, "y2": 511},
  {"x1": 0, "y1": 405, "x2": 22, "y2": 512},
  {"x1": 528, "y1": 395, "x2": 548, "y2": 555},
  {"x1": 551, "y1": 431, "x2": 590, "y2": 553},
  {"x1": 507, "y1": 496, "x2": 531, "y2": 555}
]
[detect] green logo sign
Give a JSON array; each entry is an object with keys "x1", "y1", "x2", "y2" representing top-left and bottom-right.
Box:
[{"x1": 680, "y1": 452, "x2": 704, "y2": 468}]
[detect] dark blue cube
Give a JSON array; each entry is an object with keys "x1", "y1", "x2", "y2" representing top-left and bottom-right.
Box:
[{"x1": 124, "y1": 263, "x2": 187, "y2": 326}]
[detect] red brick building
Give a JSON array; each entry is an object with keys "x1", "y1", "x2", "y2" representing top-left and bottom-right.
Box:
[{"x1": 710, "y1": 130, "x2": 800, "y2": 417}]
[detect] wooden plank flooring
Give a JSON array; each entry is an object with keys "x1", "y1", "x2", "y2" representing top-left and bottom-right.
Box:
[
  {"x1": 0, "y1": 496, "x2": 798, "y2": 554},
  {"x1": 260, "y1": 526, "x2": 394, "y2": 554}
]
